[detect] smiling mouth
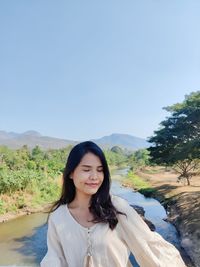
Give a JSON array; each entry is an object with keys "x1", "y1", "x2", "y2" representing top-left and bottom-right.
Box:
[{"x1": 85, "y1": 183, "x2": 100, "y2": 187}]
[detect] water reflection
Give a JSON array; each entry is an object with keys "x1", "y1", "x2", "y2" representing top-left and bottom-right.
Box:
[{"x1": 0, "y1": 213, "x2": 47, "y2": 266}]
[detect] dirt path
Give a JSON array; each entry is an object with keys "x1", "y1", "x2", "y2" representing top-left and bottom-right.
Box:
[{"x1": 136, "y1": 167, "x2": 200, "y2": 267}]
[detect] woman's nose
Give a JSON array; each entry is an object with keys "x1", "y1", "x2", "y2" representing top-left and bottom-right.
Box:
[{"x1": 90, "y1": 170, "x2": 98, "y2": 180}]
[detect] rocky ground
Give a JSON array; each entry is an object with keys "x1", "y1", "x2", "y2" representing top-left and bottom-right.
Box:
[{"x1": 135, "y1": 167, "x2": 200, "y2": 267}]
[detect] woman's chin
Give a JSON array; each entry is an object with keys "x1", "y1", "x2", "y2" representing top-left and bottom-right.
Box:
[{"x1": 84, "y1": 187, "x2": 99, "y2": 195}]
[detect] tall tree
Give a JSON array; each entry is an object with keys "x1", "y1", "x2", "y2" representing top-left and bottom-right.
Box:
[{"x1": 148, "y1": 91, "x2": 200, "y2": 185}]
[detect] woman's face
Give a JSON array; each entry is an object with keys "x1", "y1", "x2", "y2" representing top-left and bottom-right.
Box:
[{"x1": 70, "y1": 152, "x2": 104, "y2": 197}]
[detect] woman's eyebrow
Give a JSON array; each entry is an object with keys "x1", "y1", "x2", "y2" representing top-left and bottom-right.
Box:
[
  {"x1": 81, "y1": 164, "x2": 92, "y2": 168},
  {"x1": 81, "y1": 164, "x2": 103, "y2": 168}
]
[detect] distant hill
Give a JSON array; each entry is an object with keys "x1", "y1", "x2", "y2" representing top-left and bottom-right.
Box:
[
  {"x1": 0, "y1": 130, "x2": 76, "y2": 150},
  {"x1": 0, "y1": 130, "x2": 149, "y2": 150},
  {"x1": 92, "y1": 133, "x2": 149, "y2": 150}
]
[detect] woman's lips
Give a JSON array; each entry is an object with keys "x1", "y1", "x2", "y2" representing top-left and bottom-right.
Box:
[{"x1": 85, "y1": 183, "x2": 99, "y2": 187}]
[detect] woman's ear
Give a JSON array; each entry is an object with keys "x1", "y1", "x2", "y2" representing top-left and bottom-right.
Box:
[{"x1": 69, "y1": 173, "x2": 73, "y2": 179}]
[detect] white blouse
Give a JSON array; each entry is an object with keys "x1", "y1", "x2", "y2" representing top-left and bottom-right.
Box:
[{"x1": 40, "y1": 195, "x2": 186, "y2": 267}]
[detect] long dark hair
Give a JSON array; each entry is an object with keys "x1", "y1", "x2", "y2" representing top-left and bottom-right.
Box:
[{"x1": 50, "y1": 141, "x2": 124, "y2": 230}]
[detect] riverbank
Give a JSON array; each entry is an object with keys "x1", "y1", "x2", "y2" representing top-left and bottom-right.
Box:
[
  {"x1": 123, "y1": 167, "x2": 200, "y2": 267},
  {"x1": 0, "y1": 189, "x2": 57, "y2": 223},
  {"x1": 0, "y1": 202, "x2": 51, "y2": 223}
]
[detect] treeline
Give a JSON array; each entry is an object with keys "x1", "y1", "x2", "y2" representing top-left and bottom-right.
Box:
[
  {"x1": 0, "y1": 145, "x2": 127, "y2": 195},
  {"x1": 148, "y1": 91, "x2": 200, "y2": 185},
  {"x1": 0, "y1": 144, "x2": 150, "y2": 195}
]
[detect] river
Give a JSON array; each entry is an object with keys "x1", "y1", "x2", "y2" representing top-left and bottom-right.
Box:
[{"x1": 0, "y1": 168, "x2": 193, "y2": 266}]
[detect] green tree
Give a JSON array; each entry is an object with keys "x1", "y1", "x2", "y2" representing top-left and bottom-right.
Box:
[
  {"x1": 104, "y1": 148, "x2": 127, "y2": 167},
  {"x1": 111, "y1": 146, "x2": 123, "y2": 154},
  {"x1": 129, "y1": 149, "x2": 150, "y2": 171},
  {"x1": 148, "y1": 91, "x2": 200, "y2": 185}
]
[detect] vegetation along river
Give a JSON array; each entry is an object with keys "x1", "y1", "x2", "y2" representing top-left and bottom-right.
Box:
[{"x1": 0, "y1": 168, "x2": 194, "y2": 266}]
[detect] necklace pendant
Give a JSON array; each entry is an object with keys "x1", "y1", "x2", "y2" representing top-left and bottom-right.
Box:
[{"x1": 84, "y1": 254, "x2": 94, "y2": 267}]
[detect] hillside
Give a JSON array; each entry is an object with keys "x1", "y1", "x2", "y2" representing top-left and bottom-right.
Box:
[
  {"x1": 0, "y1": 130, "x2": 75, "y2": 150},
  {"x1": 0, "y1": 130, "x2": 149, "y2": 150},
  {"x1": 92, "y1": 133, "x2": 149, "y2": 150}
]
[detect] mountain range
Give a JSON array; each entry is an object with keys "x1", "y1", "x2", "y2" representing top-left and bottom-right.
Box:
[{"x1": 0, "y1": 130, "x2": 150, "y2": 150}]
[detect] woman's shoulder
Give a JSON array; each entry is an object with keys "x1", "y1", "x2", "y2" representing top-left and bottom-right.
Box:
[
  {"x1": 111, "y1": 194, "x2": 130, "y2": 210},
  {"x1": 48, "y1": 204, "x2": 67, "y2": 224},
  {"x1": 111, "y1": 194, "x2": 139, "y2": 217}
]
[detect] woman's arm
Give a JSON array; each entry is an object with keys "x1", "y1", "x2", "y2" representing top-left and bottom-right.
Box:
[
  {"x1": 114, "y1": 196, "x2": 186, "y2": 267},
  {"x1": 40, "y1": 214, "x2": 67, "y2": 267}
]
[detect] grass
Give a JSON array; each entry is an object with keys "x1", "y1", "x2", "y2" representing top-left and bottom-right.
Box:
[
  {"x1": 0, "y1": 177, "x2": 61, "y2": 215},
  {"x1": 124, "y1": 171, "x2": 157, "y2": 197}
]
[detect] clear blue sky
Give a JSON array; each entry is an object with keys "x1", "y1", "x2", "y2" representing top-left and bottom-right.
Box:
[{"x1": 0, "y1": 1, "x2": 200, "y2": 141}]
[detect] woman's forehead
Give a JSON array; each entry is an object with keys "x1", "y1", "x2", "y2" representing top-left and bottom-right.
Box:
[{"x1": 80, "y1": 152, "x2": 102, "y2": 165}]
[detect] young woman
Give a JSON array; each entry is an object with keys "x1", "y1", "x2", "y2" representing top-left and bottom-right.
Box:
[{"x1": 40, "y1": 141, "x2": 186, "y2": 267}]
